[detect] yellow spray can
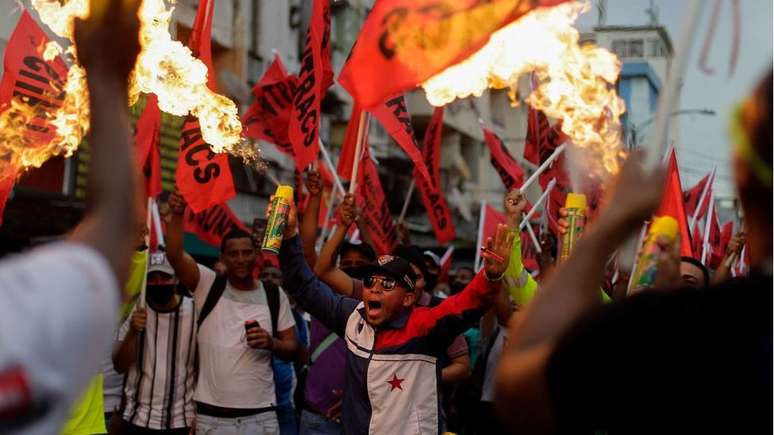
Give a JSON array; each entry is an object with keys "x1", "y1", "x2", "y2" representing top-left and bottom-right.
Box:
[{"x1": 262, "y1": 185, "x2": 294, "y2": 254}]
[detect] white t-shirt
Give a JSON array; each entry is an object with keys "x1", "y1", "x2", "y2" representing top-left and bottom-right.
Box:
[
  {"x1": 118, "y1": 297, "x2": 197, "y2": 429},
  {"x1": 0, "y1": 243, "x2": 118, "y2": 435},
  {"x1": 193, "y1": 266, "x2": 295, "y2": 409}
]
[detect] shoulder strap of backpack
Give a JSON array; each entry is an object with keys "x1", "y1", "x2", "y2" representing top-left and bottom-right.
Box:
[
  {"x1": 197, "y1": 275, "x2": 228, "y2": 328},
  {"x1": 262, "y1": 281, "x2": 280, "y2": 338}
]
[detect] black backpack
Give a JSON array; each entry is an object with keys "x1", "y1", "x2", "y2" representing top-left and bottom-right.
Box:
[{"x1": 197, "y1": 275, "x2": 280, "y2": 337}]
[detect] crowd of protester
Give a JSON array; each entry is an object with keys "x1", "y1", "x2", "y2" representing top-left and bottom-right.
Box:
[{"x1": 0, "y1": 3, "x2": 770, "y2": 435}]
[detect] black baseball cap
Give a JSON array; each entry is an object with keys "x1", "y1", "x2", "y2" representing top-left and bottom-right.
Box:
[{"x1": 362, "y1": 255, "x2": 418, "y2": 292}]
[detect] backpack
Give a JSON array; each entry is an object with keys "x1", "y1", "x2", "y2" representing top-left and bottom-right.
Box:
[{"x1": 197, "y1": 275, "x2": 280, "y2": 337}]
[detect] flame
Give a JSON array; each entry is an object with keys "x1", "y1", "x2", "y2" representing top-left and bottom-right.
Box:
[
  {"x1": 422, "y1": 1, "x2": 626, "y2": 177},
  {"x1": 0, "y1": 0, "x2": 255, "y2": 181}
]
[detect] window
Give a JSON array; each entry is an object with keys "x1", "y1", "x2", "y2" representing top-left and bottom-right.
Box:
[
  {"x1": 612, "y1": 40, "x2": 627, "y2": 58},
  {"x1": 628, "y1": 39, "x2": 644, "y2": 57}
]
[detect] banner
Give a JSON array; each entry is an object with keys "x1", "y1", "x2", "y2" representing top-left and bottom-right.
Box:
[
  {"x1": 0, "y1": 11, "x2": 69, "y2": 150},
  {"x1": 415, "y1": 106, "x2": 455, "y2": 244},
  {"x1": 369, "y1": 94, "x2": 432, "y2": 185},
  {"x1": 656, "y1": 150, "x2": 693, "y2": 257},
  {"x1": 242, "y1": 55, "x2": 298, "y2": 157},
  {"x1": 135, "y1": 95, "x2": 162, "y2": 198},
  {"x1": 176, "y1": 0, "x2": 236, "y2": 212},
  {"x1": 288, "y1": 0, "x2": 331, "y2": 168},
  {"x1": 356, "y1": 146, "x2": 398, "y2": 255},
  {"x1": 338, "y1": 0, "x2": 569, "y2": 108},
  {"x1": 482, "y1": 125, "x2": 524, "y2": 190},
  {"x1": 184, "y1": 202, "x2": 249, "y2": 247}
]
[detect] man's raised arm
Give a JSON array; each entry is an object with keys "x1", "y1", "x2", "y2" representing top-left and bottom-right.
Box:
[
  {"x1": 68, "y1": 0, "x2": 142, "y2": 285},
  {"x1": 165, "y1": 190, "x2": 201, "y2": 291},
  {"x1": 313, "y1": 194, "x2": 359, "y2": 297}
]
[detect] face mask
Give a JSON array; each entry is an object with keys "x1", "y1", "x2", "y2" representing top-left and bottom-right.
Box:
[
  {"x1": 450, "y1": 281, "x2": 466, "y2": 295},
  {"x1": 147, "y1": 284, "x2": 176, "y2": 305}
]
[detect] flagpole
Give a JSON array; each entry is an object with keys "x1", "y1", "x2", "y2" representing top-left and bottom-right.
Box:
[
  {"x1": 519, "y1": 178, "x2": 557, "y2": 230},
  {"x1": 524, "y1": 223, "x2": 542, "y2": 254},
  {"x1": 348, "y1": 112, "x2": 370, "y2": 194},
  {"x1": 701, "y1": 190, "x2": 715, "y2": 264},
  {"x1": 644, "y1": 0, "x2": 703, "y2": 169},
  {"x1": 474, "y1": 202, "x2": 487, "y2": 272},
  {"x1": 318, "y1": 139, "x2": 346, "y2": 196},
  {"x1": 398, "y1": 179, "x2": 416, "y2": 223},
  {"x1": 625, "y1": 223, "x2": 649, "y2": 295},
  {"x1": 319, "y1": 189, "x2": 338, "y2": 245},
  {"x1": 138, "y1": 197, "x2": 153, "y2": 310},
  {"x1": 151, "y1": 198, "x2": 165, "y2": 249},
  {"x1": 689, "y1": 166, "x2": 716, "y2": 230},
  {"x1": 520, "y1": 144, "x2": 566, "y2": 193}
]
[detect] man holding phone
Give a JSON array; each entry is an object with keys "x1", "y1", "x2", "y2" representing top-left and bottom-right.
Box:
[{"x1": 166, "y1": 191, "x2": 299, "y2": 435}]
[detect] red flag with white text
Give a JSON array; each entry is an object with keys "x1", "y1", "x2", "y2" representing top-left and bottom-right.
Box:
[
  {"x1": 338, "y1": 0, "x2": 569, "y2": 108},
  {"x1": 414, "y1": 106, "x2": 455, "y2": 244},
  {"x1": 288, "y1": 0, "x2": 332, "y2": 168},
  {"x1": 176, "y1": 0, "x2": 235, "y2": 212}
]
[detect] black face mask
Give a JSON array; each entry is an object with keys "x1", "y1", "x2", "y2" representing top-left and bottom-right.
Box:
[
  {"x1": 450, "y1": 281, "x2": 467, "y2": 295},
  {"x1": 147, "y1": 284, "x2": 176, "y2": 306}
]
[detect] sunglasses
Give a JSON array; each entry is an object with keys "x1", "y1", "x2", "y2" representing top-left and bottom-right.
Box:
[{"x1": 364, "y1": 276, "x2": 399, "y2": 290}]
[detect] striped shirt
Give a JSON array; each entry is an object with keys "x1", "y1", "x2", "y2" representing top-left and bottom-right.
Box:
[{"x1": 118, "y1": 296, "x2": 197, "y2": 430}]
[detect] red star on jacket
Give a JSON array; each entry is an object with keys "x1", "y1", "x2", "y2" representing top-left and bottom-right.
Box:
[{"x1": 387, "y1": 374, "x2": 404, "y2": 391}]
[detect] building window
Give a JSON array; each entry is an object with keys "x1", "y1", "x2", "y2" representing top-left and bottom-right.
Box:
[
  {"x1": 628, "y1": 39, "x2": 644, "y2": 57},
  {"x1": 612, "y1": 40, "x2": 627, "y2": 58}
]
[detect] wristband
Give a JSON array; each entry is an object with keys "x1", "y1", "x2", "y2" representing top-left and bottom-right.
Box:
[{"x1": 485, "y1": 271, "x2": 504, "y2": 283}]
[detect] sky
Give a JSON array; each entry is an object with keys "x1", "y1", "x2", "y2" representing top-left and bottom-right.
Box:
[{"x1": 576, "y1": 0, "x2": 772, "y2": 199}]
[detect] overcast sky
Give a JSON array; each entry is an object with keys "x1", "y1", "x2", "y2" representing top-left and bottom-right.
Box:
[{"x1": 576, "y1": 0, "x2": 772, "y2": 198}]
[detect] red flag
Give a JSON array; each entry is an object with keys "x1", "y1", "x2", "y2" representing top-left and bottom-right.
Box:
[
  {"x1": 176, "y1": 0, "x2": 235, "y2": 212},
  {"x1": 657, "y1": 150, "x2": 693, "y2": 257},
  {"x1": 242, "y1": 55, "x2": 298, "y2": 156},
  {"x1": 288, "y1": 0, "x2": 332, "y2": 168},
  {"x1": 338, "y1": 0, "x2": 569, "y2": 108},
  {"x1": 135, "y1": 95, "x2": 162, "y2": 198},
  {"x1": 0, "y1": 12, "x2": 70, "y2": 217},
  {"x1": 355, "y1": 146, "x2": 398, "y2": 255},
  {"x1": 336, "y1": 104, "x2": 363, "y2": 181},
  {"x1": 183, "y1": 202, "x2": 249, "y2": 247},
  {"x1": 691, "y1": 222, "x2": 703, "y2": 260},
  {"x1": 482, "y1": 125, "x2": 524, "y2": 190},
  {"x1": 189, "y1": 0, "x2": 217, "y2": 90},
  {"x1": 539, "y1": 150, "x2": 570, "y2": 236},
  {"x1": 709, "y1": 218, "x2": 731, "y2": 269},
  {"x1": 683, "y1": 170, "x2": 715, "y2": 224},
  {"x1": 524, "y1": 106, "x2": 565, "y2": 165},
  {"x1": 369, "y1": 94, "x2": 432, "y2": 185},
  {"x1": 0, "y1": 170, "x2": 16, "y2": 225},
  {"x1": 0, "y1": 11, "x2": 69, "y2": 151},
  {"x1": 415, "y1": 106, "x2": 455, "y2": 244}
]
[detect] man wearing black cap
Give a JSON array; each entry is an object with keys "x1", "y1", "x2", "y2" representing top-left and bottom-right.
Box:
[{"x1": 276, "y1": 198, "x2": 513, "y2": 435}]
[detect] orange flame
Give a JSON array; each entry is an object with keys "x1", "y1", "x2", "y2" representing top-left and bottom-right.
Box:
[
  {"x1": 0, "y1": 0, "x2": 256, "y2": 180},
  {"x1": 422, "y1": 1, "x2": 626, "y2": 178}
]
